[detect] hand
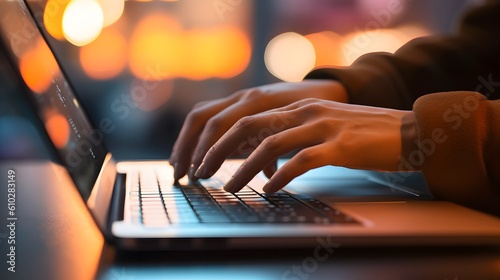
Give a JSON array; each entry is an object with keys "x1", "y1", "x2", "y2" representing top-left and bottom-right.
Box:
[
  {"x1": 169, "y1": 80, "x2": 349, "y2": 180},
  {"x1": 192, "y1": 98, "x2": 417, "y2": 193}
]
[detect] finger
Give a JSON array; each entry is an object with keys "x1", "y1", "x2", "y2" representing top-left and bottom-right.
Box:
[
  {"x1": 171, "y1": 97, "x2": 233, "y2": 163},
  {"x1": 214, "y1": 112, "x2": 294, "y2": 159},
  {"x1": 222, "y1": 125, "x2": 322, "y2": 193},
  {"x1": 263, "y1": 144, "x2": 333, "y2": 193},
  {"x1": 188, "y1": 98, "x2": 316, "y2": 174},
  {"x1": 228, "y1": 149, "x2": 250, "y2": 158},
  {"x1": 170, "y1": 97, "x2": 236, "y2": 179},
  {"x1": 194, "y1": 111, "x2": 295, "y2": 180},
  {"x1": 263, "y1": 160, "x2": 277, "y2": 179},
  {"x1": 190, "y1": 103, "x2": 295, "y2": 179}
]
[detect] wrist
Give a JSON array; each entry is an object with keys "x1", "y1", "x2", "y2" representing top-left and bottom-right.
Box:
[
  {"x1": 306, "y1": 79, "x2": 350, "y2": 103},
  {"x1": 400, "y1": 111, "x2": 420, "y2": 171}
]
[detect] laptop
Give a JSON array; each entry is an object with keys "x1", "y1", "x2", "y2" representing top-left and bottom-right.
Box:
[{"x1": 1, "y1": 0, "x2": 499, "y2": 250}]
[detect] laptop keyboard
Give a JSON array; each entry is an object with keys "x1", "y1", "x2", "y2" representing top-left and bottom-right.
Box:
[{"x1": 128, "y1": 169, "x2": 358, "y2": 227}]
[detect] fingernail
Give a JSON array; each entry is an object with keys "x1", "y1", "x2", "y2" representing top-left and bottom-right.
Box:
[
  {"x1": 263, "y1": 182, "x2": 276, "y2": 193},
  {"x1": 224, "y1": 176, "x2": 237, "y2": 193},
  {"x1": 188, "y1": 164, "x2": 197, "y2": 180},
  {"x1": 172, "y1": 162, "x2": 180, "y2": 180},
  {"x1": 193, "y1": 162, "x2": 206, "y2": 179}
]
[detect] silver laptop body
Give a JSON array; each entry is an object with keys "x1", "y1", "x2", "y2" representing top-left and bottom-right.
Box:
[{"x1": 1, "y1": 0, "x2": 498, "y2": 250}]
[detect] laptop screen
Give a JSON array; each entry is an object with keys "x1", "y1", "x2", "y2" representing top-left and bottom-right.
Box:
[{"x1": 0, "y1": 0, "x2": 108, "y2": 200}]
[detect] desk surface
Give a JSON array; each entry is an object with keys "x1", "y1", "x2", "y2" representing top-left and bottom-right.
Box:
[{"x1": 0, "y1": 161, "x2": 498, "y2": 280}]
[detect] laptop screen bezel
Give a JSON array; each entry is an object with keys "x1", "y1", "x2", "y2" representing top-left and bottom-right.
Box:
[{"x1": 0, "y1": 0, "x2": 117, "y2": 235}]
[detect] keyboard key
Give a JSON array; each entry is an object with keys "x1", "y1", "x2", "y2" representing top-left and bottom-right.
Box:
[
  {"x1": 199, "y1": 214, "x2": 231, "y2": 222},
  {"x1": 133, "y1": 168, "x2": 358, "y2": 225},
  {"x1": 231, "y1": 214, "x2": 260, "y2": 223}
]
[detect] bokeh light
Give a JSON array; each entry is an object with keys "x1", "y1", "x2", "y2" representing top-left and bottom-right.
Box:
[
  {"x1": 62, "y1": 0, "x2": 104, "y2": 46},
  {"x1": 211, "y1": 27, "x2": 251, "y2": 79},
  {"x1": 19, "y1": 39, "x2": 59, "y2": 94},
  {"x1": 80, "y1": 28, "x2": 127, "y2": 80},
  {"x1": 396, "y1": 25, "x2": 429, "y2": 41},
  {"x1": 129, "y1": 13, "x2": 250, "y2": 81},
  {"x1": 264, "y1": 32, "x2": 316, "y2": 82},
  {"x1": 44, "y1": 0, "x2": 71, "y2": 40},
  {"x1": 97, "y1": 0, "x2": 125, "y2": 27},
  {"x1": 129, "y1": 13, "x2": 182, "y2": 80},
  {"x1": 341, "y1": 29, "x2": 402, "y2": 65},
  {"x1": 341, "y1": 25, "x2": 429, "y2": 65},
  {"x1": 305, "y1": 31, "x2": 345, "y2": 67},
  {"x1": 44, "y1": 113, "x2": 70, "y2": 149},
  {"x1": 184, "y1": 26, "x2": 251, "y2": 80}
]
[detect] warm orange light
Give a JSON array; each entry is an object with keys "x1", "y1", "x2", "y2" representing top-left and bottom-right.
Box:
[
  {"x1": 185, "y1": 29, "x2": 219, "y2": 80},
  {"x1": 45, "y1": 113, "x2": 70, "y2": 149},
  {"x1": 342, "y1": 29, "x2": 402, "y2": 65},
  {"x1": 62, "y1": 0, "x2": 104, "y2": 46},
  {"x1": 129, "y1": 12, "x2": 250, "y2": 81},
  {"x1": 185, "y1": 26, "x2": 251, "y2": 80},
  {"x1": 306, "y1": 31, "x2": 345, "y2": 67},
  {"x1": 44, "y1": 0, "x2": 71, "y2": 40},
  {"x1": 130, "y1": 78, "x2": 174, "y2": 112},
  {"x1": 19, "y1": 39, "x2": 59, "y2": 94},
  {"x1": 129, "y1": 13, "x2": 182, "y2": 80},
  {"x1": 80, "y1": 28, "x2": 127, "y2": 80},
  {"x1": 97, "y1": 0, "x2": 124, "y2": 27},
  {"x1": 340, "y1": 25, "x2": 428, "y2": 66},
  {"x1": 206, "y1": 26, "x2": 250, "y2": 79}
]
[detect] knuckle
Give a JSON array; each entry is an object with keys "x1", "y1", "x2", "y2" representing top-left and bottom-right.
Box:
[
  {"x1": 260, "y1": 135, "x2": 280, "y2": 150},
  {"x1": 297, "y1": 98, "x2": 321, "y2": 107},
  {"x1": 238, "y1": 88, "x2": 270, "y2": 108},
  {"x1": 296, "y1": 149, "x2": 316, "y2": 164},
  {"x1": 186, "y1": 108, "x2": 206, "y2": 125},
  {"x1": 240, "y1": 88, "x2": 263, "y2": 100},
  {"x1": 205, "y1": 116, "x2": 223, "y2": 132},
  {"x1": 235, "y1": 115, "x2": 257, "y2": 129},
  {"x1": 191, "y1": 100, "x2": 208, "y2": 110},
  {"x1": 313, "y1": 119, "x2": 336, "y2": 132},
  {"x1": 300, "y1": 102, "x2": 325, "y2": 116}
]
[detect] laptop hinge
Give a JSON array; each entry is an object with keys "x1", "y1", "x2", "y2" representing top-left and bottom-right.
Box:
[{"x1": 106, "y1": 173, "x2": 126, "y2": 241}]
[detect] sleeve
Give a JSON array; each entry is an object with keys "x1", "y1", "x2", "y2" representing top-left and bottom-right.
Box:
[
  {"x1": 412, "y1": 91, "x2": 500, "y2": 215},
  {"x1": 303, "y1": 1, "x2": 500, "y2": 215},
  {"x1": 305, "y1": 0, "x2": 500, "y2": 109}
]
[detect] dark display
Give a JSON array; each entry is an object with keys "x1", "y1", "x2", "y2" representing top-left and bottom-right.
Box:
[{"x1": 0, "y1": 0, "x2": 107, "y2": 200}]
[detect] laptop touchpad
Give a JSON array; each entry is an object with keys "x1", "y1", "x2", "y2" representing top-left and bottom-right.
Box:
[{"x1": 280, "y1": 162, "x2": 432, "y2": 202}]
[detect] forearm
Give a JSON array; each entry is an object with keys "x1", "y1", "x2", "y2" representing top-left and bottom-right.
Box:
[{"x1": 305, "y1": 0, "x2": 500, "y2": 109}]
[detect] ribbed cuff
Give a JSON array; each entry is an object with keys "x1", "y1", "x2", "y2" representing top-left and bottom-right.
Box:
[{"x1": 413, "y1": 91, "x2": 499, "y2": 215}]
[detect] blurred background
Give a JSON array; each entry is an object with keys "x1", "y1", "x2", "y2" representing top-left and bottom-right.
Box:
[{"x1": 0, "y1": 0, "x2": 484, "y2": 161}]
